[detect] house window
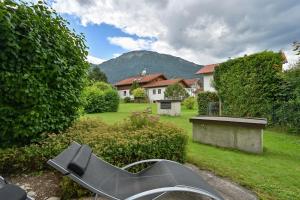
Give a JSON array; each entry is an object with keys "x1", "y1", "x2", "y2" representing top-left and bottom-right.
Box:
[
  {"x1": 123, "y1": 90, "x2": 127, "y2": 96},
  {"x1": 153, "y1": 89, "x2": 156, "y2": 94},
  {"x1": 158, "y1": 89, "x2": 161, "y2": 94}
]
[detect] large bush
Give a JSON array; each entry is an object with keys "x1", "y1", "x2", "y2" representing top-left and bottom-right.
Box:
[
  {"x1": 197, "y1": 92, "x2": 219, "y2": 115},
  {"x1": 0, "y1": 112, "x2": 188, "y2": 198},
  {"x1": 123, "y1": 97, "x2": 132, "y2": 103},
  {"x1": 214, "y1": 51, "x2": 287, "y2": 119},
  {"x1": 183, "y1": 96, "x2": 196, "y2": 110},
  {"x1": 0, "y1": 1, "x2": 89, "y2": 147},
  {"x1": 83, "y1": 82, "x2": 119, "y2": 113}
]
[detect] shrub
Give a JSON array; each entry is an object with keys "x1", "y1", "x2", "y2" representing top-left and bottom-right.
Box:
[
  {"x1": 197, "y1": 92, "x2": 219, "y2": 115},
  {"x1": 164, "y1": 83, "x2": 189, "y2": 100},
  {"x1": 123, "y1": 97, "x2": 131, "y2": 103},
  {"x1": 93, "y1": 81, "x2": 112, "y2": 90},
  {"x1": 104, "y1": 89, "x2": 119, "y2": 111},
  {"x1": 0, "y1": 1, "x2": 89, "y2": 147},
  {"x1": 214, "y1": 51, "x2": 287, "y2": 119},
  {"x1": 83, "y1": 82, "x2": 119, "y2": 113},
  {"x1": 183, "y1": 96, "x2": 196, "y2": 109},
  {"x1": 274, "y1": 100, "x2": 300, "y2": 133},
  {"x1": 0, "y1": 113, "x2": 187, "y2": 198},
  {"x1": 132, "y1": 88, "x2": 148, "y2": 103}
]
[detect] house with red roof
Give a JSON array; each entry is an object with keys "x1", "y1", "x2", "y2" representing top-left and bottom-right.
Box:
[
  {"x1": 114, "y1": 73, "x2": 167, "y2": 99},
  {"x1": 196, "y1": 64, "x2": 219, "y2": 92},
  {"x1": 143, "y1": 79, "x2": 189, "y2": 101},
  {"x1": 184, "y1": 78, "x2": 202, "y2": 96},
  {"x1": 114, "y1": 73, "x2": 199, "y2": 102}
]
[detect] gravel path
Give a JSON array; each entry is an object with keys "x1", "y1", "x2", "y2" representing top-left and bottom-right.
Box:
[{"x1": 6, "y1": 164, "x2": 258, "y2": 200}]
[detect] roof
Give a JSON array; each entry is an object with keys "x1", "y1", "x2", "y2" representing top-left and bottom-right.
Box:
[
  {"x1": 196, "y1": 64, "x2": 219, "y2": 74},
  {"x1": 184, "y1": 79, "x2": 198, "y2": 86},
  {"x1": 114, "y1": 73, "x2": 166, "y2": 86},
  {"x1": 143, "y1": 79, "x2": 189, "y2": 88}
]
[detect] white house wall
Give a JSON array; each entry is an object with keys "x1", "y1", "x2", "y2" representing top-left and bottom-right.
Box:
[
  {"x1": 118, "y1": 89, "x2": 133, "y2": 99},
  {"x1": 203, "y1": 74, "x2": 216, "y2": 92},
  {"x1": 146, "y1": 87, "x2": 166, "y2": 102},
  {"x1": 186, "y1": 88, "x2": 195, "y2": 96}
]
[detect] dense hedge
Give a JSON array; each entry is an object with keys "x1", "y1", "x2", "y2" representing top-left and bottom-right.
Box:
[
  {"x1": 273, "y1": 65, "x2": 300, "y2": 133},
  {"x1": 197, "y1": 92, "x2": 219, "y2": 115},
  {"x1": 83, "y1": 82, "x2": 119, "y2": 113},
  {"x1": 0, "y1": 1, "x2": 89, "y2": 147},
  {"x1": 0, "y1": 112, "x2": 187, "y2": 198},
  {"x1": 214, "y1": 51, "x2": 287, "y2": 120}
]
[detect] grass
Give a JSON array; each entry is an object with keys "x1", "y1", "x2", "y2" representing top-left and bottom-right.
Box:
[{"x1": 87, "y1": 103, "x2": 300, "y2": 200}]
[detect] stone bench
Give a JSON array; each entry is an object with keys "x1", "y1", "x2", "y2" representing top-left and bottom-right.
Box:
[
  {"x1": 189, "y1": 116, "x2": 267, "y2": 154},
  {"x1": 157, "y1": 100, "x2": 181, "y2": 116}
]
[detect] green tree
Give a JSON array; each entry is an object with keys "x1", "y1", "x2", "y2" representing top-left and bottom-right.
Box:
[
  {"x1": 130, "y1": 81, "x2": 140, "y2": 94},
  {"x1": 0, "y1": 0, "x2": 89, "y2": 147},
  {"x1": 132, "y1": 88, "x2": 147, "y2": 103},
  {"x1": 164, "y1": 83, "x2": 189, "y2": 100},
  {"x1": 88, "y1": 66, "x2": 107, "y2": 83},
  {"x1": 132, "y1": 88, "x2": 146, "y2": 98}
]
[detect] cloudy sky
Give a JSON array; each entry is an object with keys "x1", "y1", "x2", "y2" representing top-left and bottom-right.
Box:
[{"x1": 50, "y1": 0, "x2": 300, "y2": 66}]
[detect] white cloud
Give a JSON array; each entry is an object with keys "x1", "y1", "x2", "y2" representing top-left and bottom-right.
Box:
[
  {"x1": 53, "y1": 0, "x2": 300, "y2": 64},
  {"x1": 107, "y1": 37, "x2": 153, "y2": 51},
  {"x1": 87, "y1": 55, "x2": 105, "y2": 64},
  {"x1": 112, "y1": 53, "x2": 121, "y2": 58}
]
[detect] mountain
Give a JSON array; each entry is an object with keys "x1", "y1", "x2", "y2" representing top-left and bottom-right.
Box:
[{"x1": 95, "y1": 50, "x2": 203, "y2": 83}]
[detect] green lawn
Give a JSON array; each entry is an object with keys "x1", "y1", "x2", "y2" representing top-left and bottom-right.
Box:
[{"x1": 87, "y1": 103, "x2": 300, "y2": 200}]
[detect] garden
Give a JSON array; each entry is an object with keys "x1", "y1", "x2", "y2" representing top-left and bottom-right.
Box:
[{"x1": 89, "y1": 103, "x2": 300, "y2": 200}]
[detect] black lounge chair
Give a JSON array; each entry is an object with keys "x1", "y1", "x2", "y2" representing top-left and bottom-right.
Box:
[
  {"x1": 48, "y1": 142, "x2": 224, "y2": 200},
  {"x1": 0, "y1": 176, "x2": 32, "y2": 200}
]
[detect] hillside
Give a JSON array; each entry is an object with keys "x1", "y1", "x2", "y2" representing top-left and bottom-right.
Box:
[{"x1": 95, "y1": 50, "x2": 203, "y2": 83}]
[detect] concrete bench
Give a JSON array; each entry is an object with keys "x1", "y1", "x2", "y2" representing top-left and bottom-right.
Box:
[{"x1": 189, "y1": 116, "x2": 267, "y2": 154}]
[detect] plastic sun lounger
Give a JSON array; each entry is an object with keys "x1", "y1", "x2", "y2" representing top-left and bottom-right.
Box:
[
  {"x1": 0, "y1": 176, "x2": 32, "y2": 200},
  {"x1": 48, "y1": 142, "x2": 224, "y2": 200}
]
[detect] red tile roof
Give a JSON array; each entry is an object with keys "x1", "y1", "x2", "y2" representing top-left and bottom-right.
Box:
[
  {"x1": 184, "y1": 79, "x2": 198, "y2": 86},
  {"x1": 144, "y1": 79, "x2": 189, "y2": 88},
  {"x1": 114, "y1": 73, "x2": 166, "y2": 86},
  {"x1": 196, "y1": 64, "x2": 219, "y2": 74}
]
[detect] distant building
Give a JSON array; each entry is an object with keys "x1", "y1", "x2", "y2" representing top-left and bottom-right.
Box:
[
  {"x1": 114, "y1": 73, "x2": 194, "y2": 102},
  {"x1": 184, "y1": 78, "x2": 202, "y2": 96},
  {"x1": 143, "y1": 79, "x2": 189, "y2": 101},
  {"x1": 195, "y1": 64, "x2": 219, "y2": 92},
  {"x1": 114, "y1": 73, "x2": 167, "y2": 100}
]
